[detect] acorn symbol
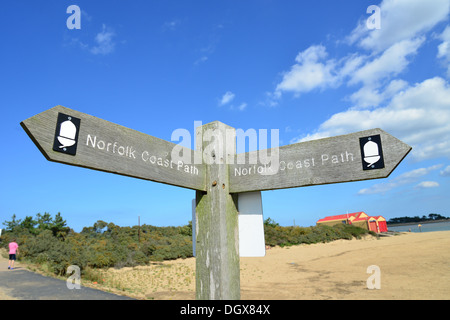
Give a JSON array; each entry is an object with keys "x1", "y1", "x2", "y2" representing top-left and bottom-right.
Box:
[
  {"x1": 363, "y1": 140, "x2": 380, "y2": 167},
  {"x1": 57, "y1": 118, "x2": 77, "y2": 148}
]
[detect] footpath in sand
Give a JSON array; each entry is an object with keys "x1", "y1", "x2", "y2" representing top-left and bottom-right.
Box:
[
  {"x1": 0, "y1": 256, "x2": 133, "y2": 300},
  {"x1": 1, "y1": 231, "x2": 449, "y2": 300}
]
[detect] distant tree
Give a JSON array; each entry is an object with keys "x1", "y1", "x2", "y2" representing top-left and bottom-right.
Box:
[
  {"x1": 36, "y1": 212, "x2": 53, "y2": 231},
  {"x1": 20, "y1": 216, "x2": 38, "y2": 234},
  {"x1": 51, "y1": 212, "x2": 70, "y2": 239},
  {"x1": 2, "y1": 214, "x2": 22, "y2": 232},
  {"x1": 264, "y1": 217, "x2": 279, "y2": 227},
  {"x1": 93, "y1": 220, "x2": 108, "y2": 233}
]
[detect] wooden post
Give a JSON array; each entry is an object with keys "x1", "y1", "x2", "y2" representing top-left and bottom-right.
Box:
[{"x1": 195, "y1": 121, "x2": 240, "y2": 300}]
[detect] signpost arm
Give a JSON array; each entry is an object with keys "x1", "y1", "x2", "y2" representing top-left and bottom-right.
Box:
[{"x1": 195, "y1": 121, "x2": 240, "y2": 300}]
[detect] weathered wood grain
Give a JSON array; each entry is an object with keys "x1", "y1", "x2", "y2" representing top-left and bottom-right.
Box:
[
  {"x1": 229, "y1": 128, "x2": 411, "y2": 193},
  {"x1": 20, "y1": 105, "x2": 206, "y2": 191},
  {"x1": 195, "y1": 121, "x2": 240, "y2": 300}
]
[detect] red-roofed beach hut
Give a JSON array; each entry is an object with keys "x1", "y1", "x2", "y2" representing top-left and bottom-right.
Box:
[
  {"x1": 316, "y1": 211, "x2": 388, "y2": 233},
  {"x1": 376, "y1": 216, "x2": 388, "y2": 232},
  {"x1": 316, "y1": 212, "x2": 367, "y2": 226}
]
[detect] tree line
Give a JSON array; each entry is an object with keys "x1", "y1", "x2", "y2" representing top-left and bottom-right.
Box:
[{"x1": 387, "y1": 213, "x2": 449, "y2": 225}]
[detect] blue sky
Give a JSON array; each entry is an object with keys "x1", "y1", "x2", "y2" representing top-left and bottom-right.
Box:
[{"x1": 1, "y1": 0, "x2": 449, "y2": 232}]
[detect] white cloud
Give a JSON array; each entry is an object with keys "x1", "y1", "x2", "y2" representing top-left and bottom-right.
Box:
[
  {"x1": 437, "y1": 26, "x2": 450, "y2": 59},
  {"x1": 163, "y1": 19, "x2": 181, "y2": 31},
  {"x1": 237, "y1": 103, "x2": 247, "y2": 111},
  {"x1": 218, "y1": 91, "x2": 247, "y2": 111},
  {"x1": 349, "y1": 38, "x2": 424, "y2": 86},
  {"x1": 90, "y1": 24, "x2": 116, "y2": 55},
  {"x1": 348, "y1": 0, "x2": 449, "y2": 52},
  {"x1": 437, "y1": 25, "x2": 450, "y2": 77},
  {"x1": 358, "y1": 164, "x2": 443, "y2": 195},
  {"x1": 346, "y1": 37, "x2": 424, "y2": 109},
  {"x1": 194, "y1": 56, "x2": 208, "y2": 65},
  {"x1": 81, "y1": 9, "x2": 93, "y2": 22},
  {"x1": 272, "y1": 0, "x2": 448, "y2": 106},
  {"x1": 440, "y1": 165, "x2": 450, "y2": 177},
  {"x1": 219, "y1": 91, "x2": 235, "y2": 106},
  {"x1": 274, "y1": 45, "x2": 338, "y2": 96},
  {"x1": 415, "y1": 181, "x2": 440, "y2": 188},
  {"x1": 272, "y1": 37, "x2": 424, "y2": 108},
  {"x1": 294, "y1": 77, "x2": 450, "y2": 161},
  {"x1": 348, "y1": 79, "x2": 409, "y2": 109}
]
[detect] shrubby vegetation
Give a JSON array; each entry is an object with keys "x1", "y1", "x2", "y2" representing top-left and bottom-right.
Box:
[
  {"x1": 1, "y1": 213, "x2": 374, "y2": 276},
  {"x1": 1, "y1": 213, "x2": 192, "y2": 276},
  {"x1": 263, "y1": 218, "x2": 375, "y2": 247}
]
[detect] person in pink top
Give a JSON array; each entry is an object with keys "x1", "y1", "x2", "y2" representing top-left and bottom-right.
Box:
[{"x1": 8, "y1": 239, "x2": 19, "y2": 270}]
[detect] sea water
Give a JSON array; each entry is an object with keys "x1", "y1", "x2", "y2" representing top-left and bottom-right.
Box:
[{"x1": 388, "y1": 220, "x2": 450, "y2": 233}]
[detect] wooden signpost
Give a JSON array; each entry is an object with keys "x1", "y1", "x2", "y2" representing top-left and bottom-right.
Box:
[
  {"x1": 21, "y1": 105, "x2": 205, "y2": 191},
  {"x1": 21, "y1": 105, "x2": 411, "y2": 300},
  {"x1": 230, "y1": 128, "x2": 411, "y2": 193}
]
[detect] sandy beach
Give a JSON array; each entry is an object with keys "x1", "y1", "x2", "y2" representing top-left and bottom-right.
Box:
[{"x1": 1, "y1": 231, "x2": 449, "y2": 300}]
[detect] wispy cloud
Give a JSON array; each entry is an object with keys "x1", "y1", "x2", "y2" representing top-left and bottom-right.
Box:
[
  {"x1": 437, "y1": 26, "x2": 450, "y2": 77},
  {"x1": 271, "y1": 36, "x2": 424, "y2": 108},
  {"x1": 218, "y1": 91, "x2": 247, "y2": 111},
  {"x1": 194, "y1": 56, "x2": 208, "y2": 65},
  {"x1": 81, "y1": 9, "x2": 93, "y2": 22},
  {"x1": 347, "y1": 0, "x2": 449, "y2": 52},
  {"x1": 64, "y1": 23, "x2": 117, "y2": 56},
  {"x1": 358, "y1": 164, "x2": 443, "y2": 195},
  {"x1": 237, "y1": 103, "x2": 247, "y2": 111},
  {"x1": 229, "y1": 103, "x2": 248, "y2": 111},
  {"x1": 90, "y1": 24, "x2": 116, "y2": 55},
  {"x1": 415, "y1": 181, "x2": 440, "y2": 189},
  {"x1": 219, "y1": 91, "x2": 235, "y2": 106},
  {"x1": 193, "y1": 23, "x2": 225, "y2": 66},
  {"x1": 440, "y1": 165, "x2": 450, "y2": 177},
  {"x1": 162, "y1": 19, "x2": 181, "y2": 31}
]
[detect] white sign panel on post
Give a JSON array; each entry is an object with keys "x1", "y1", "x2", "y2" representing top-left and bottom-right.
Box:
[
  {"x1": 237, "y1": 191, "x2": 266, "y2": 257},
  {"x1": 192, "y1": 191, "x2": 265, "y2": 257}
]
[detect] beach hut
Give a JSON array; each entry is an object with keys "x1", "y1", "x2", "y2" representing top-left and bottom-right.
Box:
[
  {"x1": 316, "y1": 212, "x2": 362, "y2": 227},
  {"x1": 367, "y1": 217, "x2": 379, "y2": 233},
  {"x1": 350, "y1": 214, "x2": 370, "y2": 230},
  {"x1": 317, "y1": 212, "x2": 387, "y2": 233},
  {"x1": 376, "y1": 216, "x2": 388, "y2": 232},
  {"x1": 316, "y1": 212, "x2": 368, "y2": 227}
]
